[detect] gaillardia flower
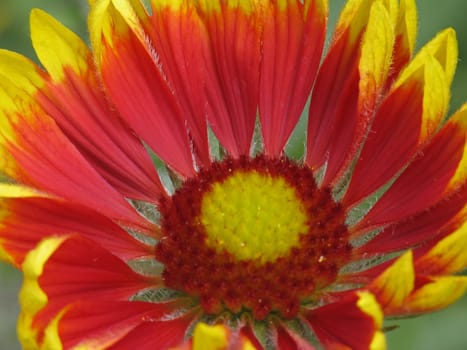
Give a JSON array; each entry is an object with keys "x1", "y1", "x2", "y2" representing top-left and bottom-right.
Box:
[{"x1": 0, "y1": 0, "x2": 466, "y2": 349}]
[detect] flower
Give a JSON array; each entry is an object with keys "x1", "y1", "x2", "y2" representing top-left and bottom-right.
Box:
[{"x1": 0, "y1": 0, "x2": 466, "y2": 349}]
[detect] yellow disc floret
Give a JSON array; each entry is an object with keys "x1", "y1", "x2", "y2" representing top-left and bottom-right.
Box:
[{"x1": 200, "y1": 170, "x2": 309, "y2": 263}]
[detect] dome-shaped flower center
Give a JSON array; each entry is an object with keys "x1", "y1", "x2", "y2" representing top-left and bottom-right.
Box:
[
  {"x1": 156, "y1": 156, "x2": 352, "y2": 320},
  {"x1": 200, "y1": 171, "x2": 309, "y2": 263}
]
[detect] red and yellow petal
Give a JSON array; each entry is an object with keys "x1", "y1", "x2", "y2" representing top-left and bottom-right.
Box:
[
  {"x1": 386, "y1": 0, "x2": 417, "y2": 86},
  {"x1": 0, "y1": 52, "x2": 149, "y2": 230},
  {"x1": 368, "y1": 251, "x2": 415, "y2": 311},
  {"x1": 89, "y1": 0, "x2": 195, "y2": 177},
  {"x1": 30, "y1": 9, "x2": 164, "y2": 202},
  {"x1": 415, "y1": 221, "x2": 467, "y2": 275},
  {"x1": 305, "y1": 291, "x2": 385, "y2": 350},
  {"x1": 0, "y1": 50, "x2": 44, "y2": 178},
  {"x1": 18, "y1": 236, "x2": 66, "y2": 350},
  {"x1": 447, "y1": 104, "x2": 467, "y2": 188},
  {"x1": 30, "y1": 9, "x2": 89, "y2": 81},
  {"x1": 363, "y1": 235, "x2": 467, "y2": 317},
  {"x1": 191, "y1": 323, "x2": 230, "y2": 350},
  {"x1": 259, "y1": 0, "x2": 327, "y2": 157},
  {"x1": 396, "y1": 29, "x2": 455, "y2": 138},
  {"x1": 18, "y1": 235, "x2": 158, "y2": 349},
  {"x1": 402, "y1": 276, "x2": 467, "y2": 315},
  {"x1": 0, "y1": 186, "x2": 152, "y2": 267},
  {"x1": 0, "y1": 184, "x2": 46, "y2": 265},
  {"x1": 43, "y1": 301, "x2": 179, "y2": 350},
  {"x1": 174, "y1": 323, "x2": 257, "y2": 350},
  {"x1": 344, "y1": 31, "x2": 455, "y2": 207},
  {"x1": 306, "y1": 0, "x2": 395, "y2": 186}
]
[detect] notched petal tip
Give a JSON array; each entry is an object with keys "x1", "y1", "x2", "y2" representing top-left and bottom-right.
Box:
[
  {"x1": 397, "y1": 26, "x2": 457, "y2": 95},
  {"x1": 425, "y1": 27, "x2": 458, "y2": 87},
  {"x1": 396, "y1": 0, "x2": 417, "y2": 54}
]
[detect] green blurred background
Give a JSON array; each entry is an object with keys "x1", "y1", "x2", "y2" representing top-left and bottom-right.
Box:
[{"x1": 0, "y1": 0, "x2": 466, "y2": 349}]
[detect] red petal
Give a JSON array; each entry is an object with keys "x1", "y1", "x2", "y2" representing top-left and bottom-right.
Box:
[
  {"x1": 146, "y1": 2, "x2": 211, "y2": 167},
  {"x1": 343, "y1": 79, "x2": 423, "y2": 207},
  {"x1": 39, "y1": 67, "x2": 164, "y2": 202},
  {"x1": 108, "y1": 314, "x2": 193, "y2": 350},
  {"x1": 356, "y1": 120, "x2": 465, "y2": 229},
  {"x1": 259, "y1": 0, "x2": 326, "y2": 157},
  {"x1": 306, "y1": 29, "x2": 360, "y2": 177},
  {"x1": 356, "y1": 183, "x2": 467, "y2": 256},
  {"x1": 0, "y1": 196, "x2": 152, "y2": 266},
  {"x1": 305, "y1": 292, "x2": 384, "y2": 350},
  {"x1": 277, "y1": 325, "x2": 316, "y2": 350},
  {"x1": 197, "y1": 1, "x2": 262, "y2": 157}
]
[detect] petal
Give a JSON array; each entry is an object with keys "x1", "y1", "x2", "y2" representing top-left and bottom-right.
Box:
[
  {"x1": 0, "y1": 49, "x2": 44, "y2": 178},
  {"x1": 195, "y1": 0, "x2": 262, "y2": 158},
  {"x1": 145, "y1": 0, "x2": 212, "y2": 167},
  {"x1": 404, "y1": 276, "x2": 467, "y2": 314},
  {"x1": 18, "y1": 236, "x2": 66, "y2": 350},
  {"x1": 415, "y1": 221, "x2": 467, "y2": 275},
  {"x1": 0, "y1": 184, "x2": 45, "y2": 264},
  {"x1": 30, "y1": 9, "x2": 89, "y2": 81},
  {"x1": 420, "y1": 28, "x2": 458, "y2": 88},
  {"x1": 305, "y1": 291, "x2": 385, "y2": 350},
  {"x1": 89, "y1": 0, "x2": 195, "y2": 177},
  {"x1": 394, "y1": 29, "x2": 455, "y2": 139},
  {"x1": 0, "y1": 188, "x2": 152, "y2": 267},
  {"x1": 368, "y1": 251, "x2": 415, "y2": 311},
  {"x1": 259, "y1": 0, "x2": 327, "y2": 156},
  {"x1": 344, "y1": 52, "x2": 450, "y2": 207},
  {"x1": 42, "y1": 301, "x2": 171, "y2": 350},
  {"x1": 276, "y1": 325, "x2": 315, "y2": 350},
  {"x1": 18, "y1": 235, "x2": 156, "y2": 348},
  {"x1": 108, "y1": 314, "x2": 194, "y2": 350},
  {"x1": 356, "y1": 115, "x2": 465, "y2": 229},
  {"x1": 306, "y1": 0, "x2": 394, "y2": 186},
  {"x1": 355, "y1": 182, "x2": 467, "y2": 255},
  {"x1": 181, "y1": 323, "x2": 259, "y2": 350},
  {"x1": 30, "y1": 9, "x2": 164, "y2": 202},
  {"x1": 447, "y1": 103, "x2": 467, "y2": 187},
  {"x1": 0, "y1": 56, "x2": 149, "y2": 230},
  {"x1": 192, "y1": 323, "x2": 228, "y2": 349},
  {"x1": 386, "y1": 0, "x2": 417, "y2": 86}
]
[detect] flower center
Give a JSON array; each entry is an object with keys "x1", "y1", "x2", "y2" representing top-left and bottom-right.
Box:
[
  {"x1": 200, "y1": 171, "x2": 309, "y2": 263},
  {"x1": 156, "y1": 156, "x2": 352, "y2": 320}
]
